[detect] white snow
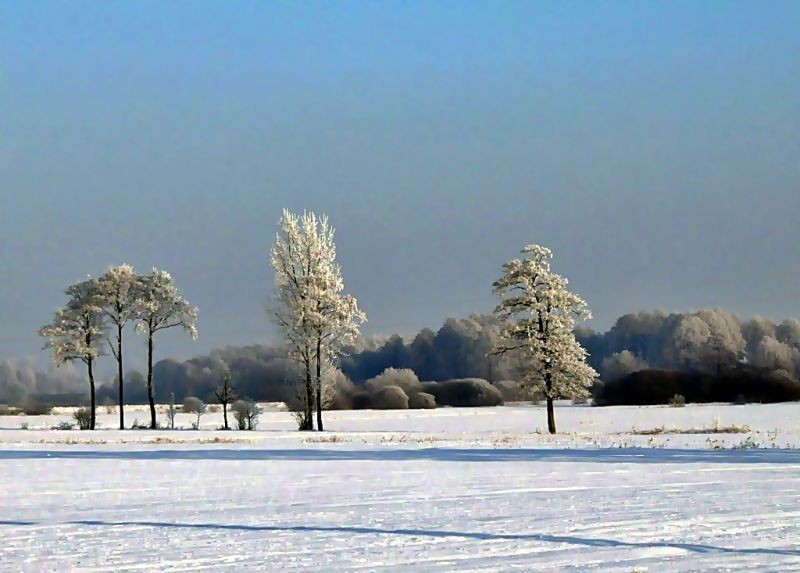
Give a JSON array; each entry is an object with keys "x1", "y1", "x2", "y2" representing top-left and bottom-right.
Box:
[{"x1": 1, "y1": 403, "x2": 799, "y2": 571}]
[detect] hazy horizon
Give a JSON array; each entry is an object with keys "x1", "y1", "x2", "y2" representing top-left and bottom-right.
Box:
[{"x1": 2, "y1": 2, "x2": 798, "y2": 367}]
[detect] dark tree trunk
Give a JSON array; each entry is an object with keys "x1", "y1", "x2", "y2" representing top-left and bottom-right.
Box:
[
  {"x1": 315, "y1": 338, "x2": 323, "y2": 432},
  {"x1": 546, "y1": 396, "x2": 556, "y2": 434},
  {"x1": 147, "y1": 331, "x2": 156, "y2": 429},
  {"x1": 88, "y1": 358, "x2": 96, "y2": 431},
  {"x1": 304, "y1": 359, "x2": 314, "y2": 431},
  {"x1": 117, "y1": 325, "x2": 125, "y2": 430},
  {"x1": 545, "y1": 372, "x2": 556, "y2": 434},
  {"x1": 222, "y1": 403, "x2": 229, "y2": 430}
]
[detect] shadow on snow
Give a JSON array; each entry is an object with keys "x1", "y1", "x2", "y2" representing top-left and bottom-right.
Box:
[
  {"x1": 0, "y1": 447, "x2": 799, "y2": 464},
  {"x1": 0, "y1": 518, "x2": 798, "y2": 558}
]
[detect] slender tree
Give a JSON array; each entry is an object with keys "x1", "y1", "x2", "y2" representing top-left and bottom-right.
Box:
[
  {"x1": 133, "y1": 268, "x2": 198, "y2": 429},
  {"x1": 97, "y1": 264, "x2": 137, "y2": 429},
  {"x1": 269, "y1": 209, "x2": 365, "y2": 431},
  {"x1": 214, "y1": 366, "x2": 236, "y2": 430},
  {"x1": 39, "y1": 279, "x2": 107, "y2": 430},
  {"x1": 492, "y1": 245, "x2": 597, "y2": 433}
]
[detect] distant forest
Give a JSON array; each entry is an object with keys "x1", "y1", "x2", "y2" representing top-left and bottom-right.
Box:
[{"x1": 2, "y1": 308, "x2": 800, "y2": 407}]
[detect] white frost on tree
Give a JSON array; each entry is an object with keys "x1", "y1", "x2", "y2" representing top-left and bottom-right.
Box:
[
  {"x1": 269, "y1": 209, "x2": 365, "y2": 431},
  {"x1": 134, "y1": 268, "x2": 198, "y2": 429},
  {"x1": 492, "y1": 244, "x2": 597, "y2": 434},
  {"x1": 601, "y1": 350, "x2": 649, "y2": 382},
  {"x1": 96, "y1": 264, "x2": 138, "y2": 429},
  {"x1": 39, "y1": 278, "x2": 107, "y2": 430}
]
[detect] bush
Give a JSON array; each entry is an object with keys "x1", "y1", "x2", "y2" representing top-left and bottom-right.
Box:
[
  {"x1": 595, "y1": 366, "x2": 800, "y2": 406},
  {"x1": 232, "y1": 400, "x2": 261, "y2": 430},
  {"x1": 182, "y1": 396, "x2": 206, "y2": 429},
  {"x1": 408, "y1": 392, "x2": 436, "y2": 409},
  {"x1": 572, "y1": 395, "x2": 589, "y2": 405},
  {"x1": 54, "y1": 420, "x2": 74, "y2": 430},
  {"x1": 669, "y1": 394, "x2": 686, "y2": 407},
  {"x1": 365, "y1": 368, "x2": 421, "y2": 395},
  {"x1": 22, "y1": 401, "x2": 53, "y2": 416},
  {"x1": 372, "y1": 386, "x2": 409, "y2": 410},
  {"x1": 351, "y1": 392, "x2": 372, "y2": 410},
  {"x1": 73, "y1": 408, "x2": 92, "y2": 430},
  {"x1": 421, "y1": 379, "x2": 504, "y2": 407},
  {"x1": 492, "y1": 380, "x2": 525, "y2": 402}
]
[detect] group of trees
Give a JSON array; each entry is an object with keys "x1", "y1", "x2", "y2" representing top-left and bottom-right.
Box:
[
  {"x1": 38, "y1": 265, "x2": 197, "y2": 429},
  {"x1": 12, "y1": 209, "x2": 798, "y2": 435}
]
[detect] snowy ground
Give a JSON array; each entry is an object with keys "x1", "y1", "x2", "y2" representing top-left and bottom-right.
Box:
[{"x1": 1, "y1": 403, "x2": 799, "y2": 571}]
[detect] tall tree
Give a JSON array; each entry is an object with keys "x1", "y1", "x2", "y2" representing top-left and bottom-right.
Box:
[
  {"x1": 492, "y1": 245, "x2": 597, "y2": 434},
  {"x1": 133, "y1": 268, "x2": 198, "y2": 429},
  {"x1": 270, "y1": 209, "x2": 365, "y2": 431},
  {"x1": 39, "y1": 279, "x2": 107, "y2": 429},
  {"x1": 97, "y1": 264, "x2": 137, "y2": 429}
]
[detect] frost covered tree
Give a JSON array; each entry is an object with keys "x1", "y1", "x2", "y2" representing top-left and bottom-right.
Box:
[
  {"x1": 601, "y1": 350, "x2": 649, "y2": 382},
  {"x1": 269, "y1": 209, "x2": 365, "y2": 431},
  {"x1": 492, "y1": 245, "x2": 597, "y2": 434},
  {"x1": 39, "y1": 279, "x2": 107, "y2": 430},
  {"x1": 96, "y1": 264, "x2": 137, "y2": 429},
  {"x1": 133, "y1": 268, "x2": 198, "y2": 429}
]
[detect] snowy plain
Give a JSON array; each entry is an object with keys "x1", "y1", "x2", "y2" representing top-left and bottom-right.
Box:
[{"x1": 1, "y1": 402, "x2": 799, "y2": 572}]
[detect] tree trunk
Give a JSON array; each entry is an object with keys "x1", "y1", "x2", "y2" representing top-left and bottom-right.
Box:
[
  {"x1": 545, "y1": 371, "x2": 556, "y2": 434},
  {"x1": 315, "y1": 337, "x2": 323, "y2": 432},
  {"x1": 117, "y1": 326, "x2": 125, "y2": 430},
  {"x1": 147, "y1": 331, "x2": 156, "y2": 429},
  {"x1": 304, "y1": 361, "x2": 314, "y2": 431},
  {"x1": 88, "y1": 358, "x2": 96, "y2": 431},
  {"x1": 222, "y1": 403, "x2": 229, "y2": 430},
  {"x1": 546, "y1": 396, "x2": 556, "y2": 434}
]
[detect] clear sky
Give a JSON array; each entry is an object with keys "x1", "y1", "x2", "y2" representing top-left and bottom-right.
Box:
[{"x1": 2, "y1": 1, "x2": 798, "y2": 366}]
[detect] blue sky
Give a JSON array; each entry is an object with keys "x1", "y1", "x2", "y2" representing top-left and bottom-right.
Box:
[{"x1": 1, "y1": 1, "x2": 798, "y2": 365}]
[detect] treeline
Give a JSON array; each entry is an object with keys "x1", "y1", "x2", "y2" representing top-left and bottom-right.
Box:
[{"x1": 3, "y1": 309, "x2": 800, "y2": 407}]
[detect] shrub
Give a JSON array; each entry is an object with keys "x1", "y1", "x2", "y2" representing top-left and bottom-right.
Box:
[
  {"x1": 22, "y1": 401, "x2": 53, "y2": 416},
  {"x1": 20, "y1": 421, "x2": 29, "y2": 430},
  {"x1": 73, "y1": 408, "x2": 92, "y2": 430},
  {"x1": 492, "y1": 380, "x2": 525, "y2": 402},
  {"x1": 372, "y1": 386, "x2": 409, "y2": 410},
  {"x1": 351, "y1": 392, "x2": 372, "y2": 410},
  {"x1": 182, "y1": 396, "x2": 206, "y2": 429},
  {"x1": 572, "y1": 395, "x2": 589, "y2": 405},
  {"x1": 421, "y1": 379, "x2": 504, "y2": 407},
  {"x1": 232, "y1": 400, "x2": 260, "y2": 430},
  {"x1": 365, "y1": 368, "x2": 421, "y2": 395},
  {"x1": 408, "y1": 392, "x2": 436, "y2": 409},
  {"x1": 669, "y1": 394, "x2": 686, "y2": 407},
  {"x1": 54, "y1": 420, "x2": 74, "y2": 430}
]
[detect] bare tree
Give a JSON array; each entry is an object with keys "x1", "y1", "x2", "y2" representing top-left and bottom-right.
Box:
[
  {"x1": 214, "y1": 366, "x2": 236, "y2": 430},
  {"x1": 166, "y1": 392, "x2": 177, "y2": 429}
]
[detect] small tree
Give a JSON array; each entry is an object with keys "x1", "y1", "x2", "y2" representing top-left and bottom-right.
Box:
[
  {"x1": 214, "y1": 367, "x2": 237, "y2": 430},
  {"x1": 232, "y1": 399, "x2": 260, "y2": 430},
  {"x1": 166, "y1": 392, "x2": 177, "y2": 429},
  {"x1": 183, "y1": 396, "x2": 206, "y2": 429},
  {"x1": 492, "y1": 245, "x2": 597, "y2": 434}
]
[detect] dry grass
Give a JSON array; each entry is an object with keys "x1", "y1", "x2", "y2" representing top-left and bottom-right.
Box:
[{"x1": 632, "y1": 424, "x2": 751, "y2": 436}]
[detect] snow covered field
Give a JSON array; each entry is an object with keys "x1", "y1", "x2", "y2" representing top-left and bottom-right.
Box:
[{"x1": 1, "y1": 403, "x2": 799, "y2": 571}]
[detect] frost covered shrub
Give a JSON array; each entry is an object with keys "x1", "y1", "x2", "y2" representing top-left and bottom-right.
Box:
[
  {"x1": 365, "y1": 368, "x2": 421, "y2": 395},
  {"x1": 572, "y1": 395, "x2": 589, "y2": 405},
  {"x1": 421, "y1": 379, "x2": 504, "y2": 407},
  {"x1": 669, "y1": 394, "x2": 686, "y2": 407},
  {"x1": 73, "y1": 407, "x2": 92, "y2": 430},
  {"x1": 408, "y1": 392, "x2": 436, "y2": 409},
  {"x1": 492, "y1": 380, "x2": 525, "y2": 402},
  {"x1": 182, "y1": 396, "x2": 206, "y2": 429},
  {"x1": 232, "y1": 399, "x2": 260, "y2": 430},
  {"x1": 372, "y1": 386, "x2": 409, "y2": 410},
  {"x1": 54, "y1": 420, "x2": 74, "y2": 430}
]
